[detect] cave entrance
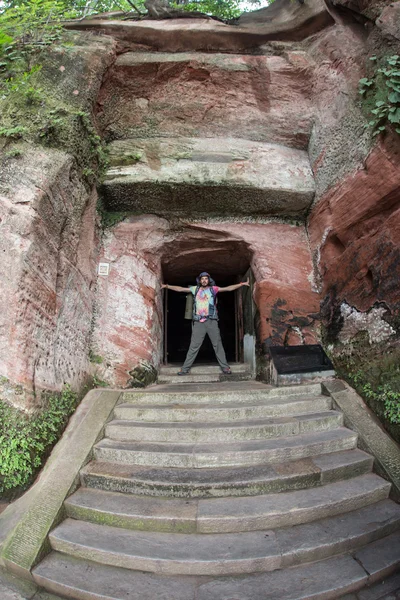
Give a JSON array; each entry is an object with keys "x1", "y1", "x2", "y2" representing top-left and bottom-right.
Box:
[{"x1": 161, "y1": 237, "x2": 255, "y2": 368}]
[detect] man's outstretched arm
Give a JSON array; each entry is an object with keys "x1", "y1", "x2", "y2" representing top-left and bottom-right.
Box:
[
  {"x1": 162, "y1": 284, "x2": 191, "y2": 292},
  {"x1": 218, "y1": 278, "x2": 250, "y2": 292}
]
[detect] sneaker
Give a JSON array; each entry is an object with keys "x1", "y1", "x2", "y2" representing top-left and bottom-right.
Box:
[
  {"x1": 222, "y1": 368, "x2": 232, "y2": 375},
  {"x1": 177, "y1": 370, "x2": 189, "y2": 375}
]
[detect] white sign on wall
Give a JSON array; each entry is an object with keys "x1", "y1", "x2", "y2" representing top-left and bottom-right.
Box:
[{"x1": 98, "y1": 263, "x2": 110, "y2": 276}]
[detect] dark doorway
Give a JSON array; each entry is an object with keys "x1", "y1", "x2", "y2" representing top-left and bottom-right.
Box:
[{"x1": 161, "y1": 234, "x2": 254, "y2": 367}]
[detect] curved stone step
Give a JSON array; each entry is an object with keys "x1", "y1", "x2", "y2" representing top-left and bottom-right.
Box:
[
  {"x1": 114, "y1": 395, "x2": 332, "y2": 423},
  {"x1": 93, "y1": 428, "x2": 358, "y2": 468},
  {"x1": 200, "y1": 531, "x2": 400, "y2": 600},
  {"x1": 48, "y1": 502, "x2": 400, "y2": 576},
  {"x1": 105, "y1": 411, "x2": 343, "y2": 443},
  {"x1": 80, "y1": 448, "x2": 373, "y2": 498},
  {"x1": 66, "y1": 473, "x2": 389, "y2": 534},
  {"x1": 121, "y1": 382, "x2": 323, "y2": 405},
  {"x1": 32, "y1": 551, "x2": 368, "y2": 600}
]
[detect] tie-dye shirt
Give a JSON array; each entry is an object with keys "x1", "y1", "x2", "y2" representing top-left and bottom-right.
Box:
[{"x1": 190, "y1": 286, "x2": 219, "y2": 321}]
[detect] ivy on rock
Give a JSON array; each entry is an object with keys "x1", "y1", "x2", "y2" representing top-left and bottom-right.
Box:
[{"x1": 359, "y1": 55, "x2": 400, "y2": 137}]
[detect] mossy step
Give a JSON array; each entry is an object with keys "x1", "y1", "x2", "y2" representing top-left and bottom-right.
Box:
[
  {"x1": 66, "y1": 473, "x2": 389, "y2": 534},
  {"x1": 121, "y1": 381, "x2": 322, "y2": 405},
  {"x1": 114, "y1": 395, "x2": 333, "y2": 423},
  {"x1": 80, "y1": 448, "x2": 373, "y2": 498},
  {"x1": 105, "y1": 411, "x2": 343, "y2": 443},
  {"x1": 48, "y1": 502, "x2": 400, "y2": 576},
  {"x1": 121, "y1": 382, "x2": 323, "y2": 405},
  {"x1": 93, "y1": 428, "x2": 358, "y2": 468}
]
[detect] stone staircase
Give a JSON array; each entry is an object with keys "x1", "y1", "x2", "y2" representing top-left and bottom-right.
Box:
[{"x1": 32, "y1": 381, "x2": 400, "y2": 599}]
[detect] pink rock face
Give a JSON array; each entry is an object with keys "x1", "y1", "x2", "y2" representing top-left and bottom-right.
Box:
[
  {"x1": 92, "y1": 217, "x2": 320, "y2": 387},
  {"x1": 0, "y1": 149, "x2": 99, "y2": 408},
  {"x1": 98, "y1": 52, "x2": 314, "y2": 149},
  {"x1": 308, "y1": 133, "x2": 400, "y2": 336}
]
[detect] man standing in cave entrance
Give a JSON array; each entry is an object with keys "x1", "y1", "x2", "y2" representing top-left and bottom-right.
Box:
[{"x1": 162, "y1": 272, "x2": 250, "y2": 375}]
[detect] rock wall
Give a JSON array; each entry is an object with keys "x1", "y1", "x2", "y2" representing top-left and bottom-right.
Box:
[
  {"x1": 0, "y1": 149, "x2": 99, "y2": 408},
  {"x1": 1, "y1": 0, "x2": 399, "y2": 404},
  {"x1": 306, "y1": 1, "x2": 400, "y2": 401},
  {"x1": 0, "y1": 36, "x2": 116, "y2": 408}
]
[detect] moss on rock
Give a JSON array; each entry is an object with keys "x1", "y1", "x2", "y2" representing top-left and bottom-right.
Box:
[{"x1": 127, "y1": 362, "x2": 158, "y2": 388}]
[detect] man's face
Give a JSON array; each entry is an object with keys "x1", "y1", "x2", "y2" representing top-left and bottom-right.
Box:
[{"x1": 200, "y1": 276, "x2": 210, "y2": 287}]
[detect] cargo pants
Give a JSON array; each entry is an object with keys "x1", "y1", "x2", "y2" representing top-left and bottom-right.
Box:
[{"x1": 181, "y1": 319, "x2": 230, "y2": 372}]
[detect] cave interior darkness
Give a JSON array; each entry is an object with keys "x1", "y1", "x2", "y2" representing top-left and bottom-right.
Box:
[{"x1": 161, "y1": 237, "x2": 253, "y2": 365}]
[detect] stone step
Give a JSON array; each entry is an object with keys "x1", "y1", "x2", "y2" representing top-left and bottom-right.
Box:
[
  {"x1": 121, "y1": 382, "x2": 323, "y2": 405},
  {"x1": 48, "y1": 502, "x2": 400, "y2": 576},
  {"x1": 30, "y1": 551, "x2": 375, "y2": 600},
  {"x1": 66, "y1": 473, "x2": 389, "y2": 534},
  {"x1": 196, "y1": 533, "x2": 400, "y2": 599},
  {"x1": 160, "y1": 363, "x2": 250, "y2": 375},
  {"x1": 93, "y1": 428, "x2": 358, "y2": 468},
  {"x1": 158, "y1": 372, "x2": 253, "y2": 384},
  {"x1": 105, "y1": 411, "x2": 343, "y2": 443},
  {"x1": 114, "y1": 394, "x2": 332, "y2": 423},
  {"x1": 80, "y1": 448, "x2": 373, "y2": 498}
]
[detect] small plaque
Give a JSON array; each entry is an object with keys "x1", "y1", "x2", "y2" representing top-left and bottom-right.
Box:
[{"x1": 98, "y1": 263, "x2": 110, "y2": 276}]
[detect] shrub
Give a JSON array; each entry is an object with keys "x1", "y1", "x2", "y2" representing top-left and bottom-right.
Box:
[
  {"x1": 359, "y1": 54, "x2": 400, "y2": 136},
  {"x1": 0, "y1": 385, "x2": 78, "y2": 496}
]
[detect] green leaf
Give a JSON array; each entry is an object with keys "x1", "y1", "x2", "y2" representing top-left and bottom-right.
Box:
[
  {"x1": 0, "y1": 33, "x2": 13, "y2": 46},
  {"x1": 388, "y1": 108, "x2": 400, "y2": 124},
  {"x1": 369, "y1": 55, "x2": 377, "y2": 61},
  {"x1": 388, "y1": 91, "x2": 400, "y2": 103},
  {"x1": 359, "y1": 78, "x2": 373, "y2": 87},
  {"x1": 386, "y1": 82, "x2": 400, "y2": 92}
]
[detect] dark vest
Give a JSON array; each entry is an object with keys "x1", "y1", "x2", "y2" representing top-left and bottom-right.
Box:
[{"x1": 192, "y1": 286, "x2": 218, "y2": 321}]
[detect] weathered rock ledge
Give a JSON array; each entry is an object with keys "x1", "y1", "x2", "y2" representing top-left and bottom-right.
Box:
[
  {"x1": 102, "y1": 137, "x2": 315, "y2": 217},
  {"x1": 65, "y1": 0, "x2": 334, "y2": 52}
]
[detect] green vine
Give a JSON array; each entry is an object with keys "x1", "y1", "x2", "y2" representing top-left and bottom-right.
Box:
[
  {"x1": 0, "y1": 385, "x2": 78, "y2": 496},
  {"x1": 349, "y1": 370, "x2": 400, "y2": 425},
  {"x1": 359, "y1": 55, "x2": 400, "y2": 136}
]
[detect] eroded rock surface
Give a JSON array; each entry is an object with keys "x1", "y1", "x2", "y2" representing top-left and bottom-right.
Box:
[
  {"x1": 0, "y1": 148, "x2": 98, "y2": 408},
  {"x1": 0, "y1": 36, "x2": 115, "y2": 406},
  {"x1": 98, "y1": 51, "x2": 314, "y2": 148},
  {"x1": 309, "y1": 134, "x2": 400, "y2": 318},
  {"x1": 66, "y1": 0, "x2": 334, "y2": 52}
]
